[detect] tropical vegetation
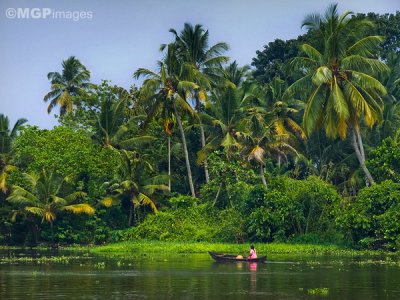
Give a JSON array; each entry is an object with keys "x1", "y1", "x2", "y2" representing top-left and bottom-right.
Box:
[{"x1": 1, "y1": 5, "x2": 400, "y2": 251}]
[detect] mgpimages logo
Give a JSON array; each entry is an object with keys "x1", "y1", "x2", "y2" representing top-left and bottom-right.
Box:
[{"x1": 5, "y1": 7, "x2": 93, "y2": 21}]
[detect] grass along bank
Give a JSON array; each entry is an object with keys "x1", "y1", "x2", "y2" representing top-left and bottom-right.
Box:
[{"x1": 90, "y1": 241, "x2": 398, "y2": 258}]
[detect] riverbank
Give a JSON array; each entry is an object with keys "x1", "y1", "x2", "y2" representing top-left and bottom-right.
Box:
[{"x1": 90, "y1": 241, "x2": 399, "y2": 258}]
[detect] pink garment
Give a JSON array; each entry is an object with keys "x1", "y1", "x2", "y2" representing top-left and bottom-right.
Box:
[{"x1": 248, "y1": 249, "x2": 257, "y2": 259}]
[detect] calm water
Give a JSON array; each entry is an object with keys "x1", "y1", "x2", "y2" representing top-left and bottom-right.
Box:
[{"x1": 1, "y1": 249, "x2": 400, "y2": 299}]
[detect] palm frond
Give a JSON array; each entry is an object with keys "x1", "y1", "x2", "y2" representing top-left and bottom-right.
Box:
[
  {"x1": 138, "y1": 193, "x2": 158, "y2": 213},
  {"x1": 63, "y1": 204, "x2": 95, "y2": 215}
]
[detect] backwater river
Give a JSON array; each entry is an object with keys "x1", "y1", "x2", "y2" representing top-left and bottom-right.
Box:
[{"x1": 1, "y1": 249, "x2": 400, "y2": 299}]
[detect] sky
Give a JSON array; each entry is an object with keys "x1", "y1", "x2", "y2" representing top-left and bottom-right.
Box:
[{"x1": 1, "y1": 0, "x2": 399, "y2": 129}]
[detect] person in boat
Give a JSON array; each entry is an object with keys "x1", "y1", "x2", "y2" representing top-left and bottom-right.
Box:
[{"x1": 248, "y1": 245, "x2": 257, "y2": 259}]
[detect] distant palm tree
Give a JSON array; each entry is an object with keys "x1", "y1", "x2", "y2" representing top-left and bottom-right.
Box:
[
  {"x1": 93, "y1": 87, "x2": 154, "y2": 150},
  {"x1": 374, "y1": 52, "x2": 400, "y2": 140},
  {"x1": 7, "y1": 170, "x2": 95, "y2": 242},
  {"x1": 170, "y1": 23, "x2": 229, "y2": 183},
  {"x1": 200, "y1": 62, "x2": 249, "y2": 159},
  {"x1": 218, "y1": 61, "x2": 249, "y2": 87},
  {"x1": 44, "y1": 56, "x2": 91, "y2": 116},
  {"x1": 287, "y1": 4, "x2": 388, "y2": 185},
  {"x1": 0, "y1": 114, "x2": 27, "y2": 193},
  {"x1": 202, "y1": 84, "x2": 245, "y2": 159},
  {"x1": 0, "y1": 114, "x2": 27, "y2": 155},
  {"x1": 241, "y1": 95, "x2": 298, "y2": 186}
]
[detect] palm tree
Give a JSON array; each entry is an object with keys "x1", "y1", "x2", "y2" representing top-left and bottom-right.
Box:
[
  {"x1": 0, "y1": 114, "x2": 27, "y2": 193},
  {"x1": 134, "y1": 43, "x2": 198, "y2": 197},
  {"x1": 170, "y1": 23, "x2": 229, "y2": 183},
  {"x1": 105, "y1": 150, "x2": 169, "y2": 226},
  {"x1": 6, "y1": 170, "x2": 95, "y2": 242},
  {"x1": 287, "y1": 4, "x2": 388, "y2": 185},
  {"x1": 136, "y1": 91, "x2": 176, "y2": 192},
  {"x1": 44, "y1": 56, "x2": 91, "y2": 116}
]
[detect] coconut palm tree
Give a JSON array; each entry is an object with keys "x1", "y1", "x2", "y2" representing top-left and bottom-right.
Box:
[
  {"x1": 136, "y1": 91, "x2": 176, "y2": 192},
  {"x1": 7, "y1": 170, "x2": 95, "y2": 242},
  {"x1": 134, "y1": 43, "x2": 198, "y2": 197},
  {"x1": 44, "y1": 56, "x2": 91, "y2": 116},
  {"x1": 169, "y1": 23, "x2": 229, "y2": 183},
  {"x1": 287, "y1": 3, "x2": 388, "y2": 185}
]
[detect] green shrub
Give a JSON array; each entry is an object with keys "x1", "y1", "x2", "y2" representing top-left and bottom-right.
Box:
[
  {"x1": 337, "y1": 180, "x2": 400, "y2": 250},
  {"x1": 240, "y1": 177, "x2": 341, "y2": 242},
  {"x1": 246, "y1": 189, "x2": 303, "y2": 242},
  {"x1": 167, "y1": 195, "x2": 197, "y2": 209},
  {"x1": 283, "y1": 176, "x2": 341, "y2": 235},
  {"x1": 120, "y1": 204, "x2": 245, "y2": 243}
]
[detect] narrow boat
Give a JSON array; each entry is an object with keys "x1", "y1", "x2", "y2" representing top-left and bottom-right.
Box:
[{"x1": 208, "y1": 251, "x2": 266, "y2": 263}]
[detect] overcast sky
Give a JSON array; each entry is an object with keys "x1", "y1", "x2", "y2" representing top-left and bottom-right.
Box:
[{"x1": 1, "y1": 0, "x2": 399, "y2": 128}]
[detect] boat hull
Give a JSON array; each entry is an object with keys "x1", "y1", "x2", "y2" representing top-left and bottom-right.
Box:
[{"x1": 208, "y1": 251, "x2": 266, "y2": 263}]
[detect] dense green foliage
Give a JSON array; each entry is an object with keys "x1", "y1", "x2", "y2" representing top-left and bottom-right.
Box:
[
  {"x1": 367, "y1": 136, "x2": 400, "y2": 183},
  {"x1": 1, "y1": 6, "x2": 400, "y2": 250},
  {"x1": 337, "y1": 181, "x2": 400, "y2": 250}
]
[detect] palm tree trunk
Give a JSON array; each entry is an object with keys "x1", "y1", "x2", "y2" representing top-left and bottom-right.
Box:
[
  {"x1": 213, "y1": 183, "x2": 222, "y2": 206},
  {"x1": 173, "y1": 102, "x2": 196, "y2": 197},
  {"x1": 260, "y1": 164, "x2": 267, "y2": 187},
  {"x1": 356, "y1": 131, "x2": 366, "y2": 161},
  {"x1": 199, "y1": 125, "x2": 210, "y2": 183},
  {"x1": 195, "y1": 95, "x2": 210, "y2": 183},
  {"x1": 350, "y1": 127, "x2": 375, "y2": 185},
  {"x1": 167, "y1": 135, "x2": 171, "y2": 192}
]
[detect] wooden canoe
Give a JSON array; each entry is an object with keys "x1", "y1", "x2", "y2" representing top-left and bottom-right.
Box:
[{"x1": 208, "y1": 251, "x2": 266, "y2": 263}]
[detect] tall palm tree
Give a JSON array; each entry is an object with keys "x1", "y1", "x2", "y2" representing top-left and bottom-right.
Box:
[
  {"x1": 44, "y1": 56, "x2": 91, "y2": 116},
  {"x1": 137, "y1": 91, "x2": 176, "y2": 192},
  {"x1": 106, "y1": 150, "x2": 169, "y2": 226},
  {"x1": 134, "y1": 43, "x2": 198, "y2": 197},
  {"x1": 170, "y1": 23, "x2": 229, "y2": 183},
  {"x1": 7, "y1": 170, "x2": 95, "y2": 242},
  {"x1": 0, "y1": 114, "x2": 27, "y2": 193},
  {"x1": 287, "y1": 4, "x2": 388, "y2": 185}
]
